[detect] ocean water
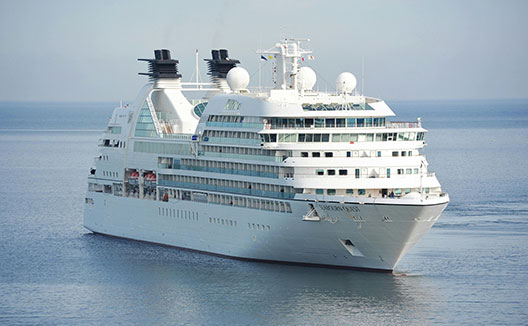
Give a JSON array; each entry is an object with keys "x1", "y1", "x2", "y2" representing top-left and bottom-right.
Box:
[{"x1": 0, "y1": 100, "x2": 527, "y2": 325}]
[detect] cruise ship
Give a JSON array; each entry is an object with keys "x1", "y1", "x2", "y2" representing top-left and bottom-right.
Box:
[{"x1": 84, "y1": 39, "x2": 449, "y2": 272}]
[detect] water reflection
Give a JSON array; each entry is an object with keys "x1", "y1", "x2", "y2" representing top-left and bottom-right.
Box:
[{"x1": 82, "y1": 233, "x2": 439, "y2": 325}]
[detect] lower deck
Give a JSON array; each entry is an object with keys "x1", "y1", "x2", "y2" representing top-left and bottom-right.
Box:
[{"x1": 84, "y1": 191, "x2": 448, "y2": 271}]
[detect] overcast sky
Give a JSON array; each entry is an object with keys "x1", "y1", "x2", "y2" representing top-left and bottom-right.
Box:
[{"x1": 0, "y1": 0, "x2": 526, "y2": 102}]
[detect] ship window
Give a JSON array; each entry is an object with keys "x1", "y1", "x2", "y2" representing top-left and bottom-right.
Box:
[
  {"x1": 305, "y1": 134, "x2": 313, "y2": 142},
  {"x1": 339, "y1": 169, "x2": 348, "y2": 175},
  {"x1": 312, "y1": 152, "x2": 320, "y2": 157},
  {"x1": 298, "y1": 134, "x2": 305, "y2": 142},
  {"x1": 414, "y1": 168, "x2": 419, "y2": 174},
  {"x1": 408, "y1": 151, "x2": 413, "y2": 156},
  {"x1": 305, "y1": 118, "x2": 314, "y2": 127},
  {"x1": 324, "y1": 152, "x2": 333, "y2": 157},
  {"x1": 135, "y1": 102, "x2": 158, "y2": 138},
  {"x1": 327, "y1": 189, "x2": 336, "y2": 195},
  {"x1": 392, "y1": 151, "x2": 399, "y2": 157},
  {"x1": 325, "y1": 119, "x2": 335, "y2": 128},
  {"x1": 355, "y1": 169, "x2": 360, "y2": 179},
  {"x1": 425, "y1": 188, "x2": 430, "y2": 193},
  {"x1": 347, "y1": 151, "x2": 351, "y2": 157},
  {"x1": 347, "y1": 118, "x2": 356, "y2": 127},
  {"x1": 316, "y1": 169, "x2": 324, "y2": 176},
  {"x1": 377, "y1": 151, "x2": 381, "y2": 157},
  {"x1": 336, "y1": 118, "x2": 345, "y2": 128},
  {"x1": 316, "y1": 189, "x2": 324, "y2": 195},
  {"x1": 401, "y1": 151, "x2": 407, "y2": 157},
  {"x1": 346, "y1": 189, "x2": 354, "y2": 194},
  {"x1": 193, "y1": 102, "x2": 207, "y2": 117},
  {"x1": 358, "y1": 189, "x2": 366, "y2": 195},
  {"x1": 406, "y1": 168, "x2": 412, "y2": 174},
  {"x1": 322, "y1": 134, "x2": 330, "y2": 142},
  {"x1": 315, "y1": 119, "x2": 325, "y2": 128},
  {"x1": 107, "y1": 126, "x2": 122, "y2": 134},
  {"x1": 301, "y1": 152, "x2": 308, "y2": 157},
  {"x1": 397, "y1": 169, "x2": 404, "y2": 175},
  {"x1": 357, "y1": 118, "x2": 365, "y2": 127},
  {"x1": 327, "y1": 169, "x2": 336, "y2": 175},
  {"x1": 387, "y1": 168, "x2": 391, "y2": 178}
]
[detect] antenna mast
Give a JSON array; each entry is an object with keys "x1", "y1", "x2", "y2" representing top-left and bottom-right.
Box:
[
  {"x1": 361, "y1": 56, "x2": 365, "y2": 96},
  {"x1": 195, "y1": 49, "x2": 200, "y2": 88}
]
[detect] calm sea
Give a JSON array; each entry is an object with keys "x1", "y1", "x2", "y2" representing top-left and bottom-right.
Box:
[{"x1": 0, "y1": 100, "x2": 527, "y2": 325}]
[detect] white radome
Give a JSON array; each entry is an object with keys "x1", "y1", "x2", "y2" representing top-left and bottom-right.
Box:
[
  {"x1": 336, "y1": 72, "x2": 357, "y2": 94},
  {"x1": 226, "y1": 67, "x2": 250, "y2": 91},
  {"x1": 297, "y1": 66, "x2": 317, "y2": 90}
]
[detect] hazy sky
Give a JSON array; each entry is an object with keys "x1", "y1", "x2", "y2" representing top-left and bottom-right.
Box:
[{"x1": 0, "y1": 0, "x2": 526, "y2": 102}]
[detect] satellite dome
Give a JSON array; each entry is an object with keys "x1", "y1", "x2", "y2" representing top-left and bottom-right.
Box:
[
  {"x1": 297, "y1": 67, "x2": 317, "y2": 90},
  {"x1": 336, "y1": 72, "x2": 357, "y2": 94},
  {"x1": 226, "y1": 67, "x2": 250, "y2": 91}
]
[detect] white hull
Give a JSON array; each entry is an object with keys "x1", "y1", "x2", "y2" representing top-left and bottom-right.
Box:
[{"x1": 84, "y1": 193, "x2": 448, "y2": 271}]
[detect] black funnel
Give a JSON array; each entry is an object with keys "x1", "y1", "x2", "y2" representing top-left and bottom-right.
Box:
[
  {"x1": 204, "y1": 49, "x2": 240, "y2": 80},
  {"x1": 138, "y1": 49, "x2": 181, "y2": 80}
]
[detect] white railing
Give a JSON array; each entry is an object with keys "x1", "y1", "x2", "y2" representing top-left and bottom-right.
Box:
[{"x1": 387, "y1": 121, "x2": 421, "y2": 129}]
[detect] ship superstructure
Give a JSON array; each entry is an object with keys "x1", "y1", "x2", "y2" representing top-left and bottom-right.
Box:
[{"x1": 84, "y1": 39, "x2": 449, "y2": 272}]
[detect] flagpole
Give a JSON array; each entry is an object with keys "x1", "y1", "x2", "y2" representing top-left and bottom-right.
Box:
[{"x1": 258, "y1": 55, "x2": 262, "y2": 93}]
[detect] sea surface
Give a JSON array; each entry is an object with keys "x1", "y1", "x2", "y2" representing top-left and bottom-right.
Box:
[{"x1": 0, "y1": 99, "x2": 527, "y2": 325}]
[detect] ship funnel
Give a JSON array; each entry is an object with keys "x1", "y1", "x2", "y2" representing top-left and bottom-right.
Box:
[
  {"x1": 204, "y1": 49, "x2": 240, "y2": 89},
  {"x1": 138, "y1": 49, "x2": 182, "y2": 81}
]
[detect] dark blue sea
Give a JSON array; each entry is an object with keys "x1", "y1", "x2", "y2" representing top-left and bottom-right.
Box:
[{"x1": 0, "y1": 100, "x2": 527, "y2": 325}]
